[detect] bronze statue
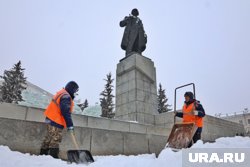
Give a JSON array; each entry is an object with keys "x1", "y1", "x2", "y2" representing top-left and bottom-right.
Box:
[{"x1": 120, "y1": 9, "x2": 147, "y2": 57}]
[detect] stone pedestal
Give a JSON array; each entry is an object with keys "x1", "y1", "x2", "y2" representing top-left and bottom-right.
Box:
[{"x1": 115, "y1": 53, "x2": 158, "y2": 125}]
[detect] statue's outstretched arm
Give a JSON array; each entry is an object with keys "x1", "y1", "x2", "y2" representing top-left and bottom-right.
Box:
[{"x1": 120, "y1": 16, "x2": 129, "y2": 27}]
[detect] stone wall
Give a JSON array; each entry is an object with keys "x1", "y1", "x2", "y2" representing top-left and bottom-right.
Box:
[
  {"x1": 0, "y1": 117, "x2": 169, "y2": 160},
  {"x1": 154, "y1": 112, "x2": 245, "y2": 142},
  {"x1": 221, "y1": 113, "x2": 250, "y2": 134},
  {"x1": 0, "y1": 103, "x2": 170, "y2": 159},
  {"x1": 0, "y1": 103, "x2": 245, "y2": 159}
]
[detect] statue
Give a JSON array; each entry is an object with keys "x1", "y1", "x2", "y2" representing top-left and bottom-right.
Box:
[{"x1": 120, "y1": 8, "x2": 147, "y2": 57}]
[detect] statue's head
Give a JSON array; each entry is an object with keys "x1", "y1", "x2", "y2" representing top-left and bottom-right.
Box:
[{"x1": 131, "y1": 8, "x2": 139, "y2": 17}]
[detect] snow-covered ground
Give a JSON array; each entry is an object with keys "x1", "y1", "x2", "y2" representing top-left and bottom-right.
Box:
[{"x1": 1, "y1": 137, "x2": 250, "y2": 167}]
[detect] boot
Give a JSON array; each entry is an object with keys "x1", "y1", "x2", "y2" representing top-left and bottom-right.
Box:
[
  {"x1": 49, "y1": 148, "x2": 59, "y2": 159},
  {"x1": 40, "y1": 148, "x2": 49, "y2": 155}
]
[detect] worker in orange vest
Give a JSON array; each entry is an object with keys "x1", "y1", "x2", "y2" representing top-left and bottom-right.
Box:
[
  {"x1": 40, "y1": 81, "x2": 79, "y2": 158},
  {"x1": 175, "y1": 92, "x2": 205, "y2": 146}
]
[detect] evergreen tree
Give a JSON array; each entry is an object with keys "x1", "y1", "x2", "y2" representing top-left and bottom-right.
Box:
[
  {"x1": 77, "y1": 99, "x2": 89, "y2": 112},
  {"x1": 100, "y1": 72, "x2": 115, "y2": 118},
  {"x1": 100, "y1": 97, "x2": 108, "y2": 117},
  {"x1": 157, "y1": 83, "x2": 171, "y2": 113},
  {"x1": 84, "y1": 99, "x2": 89, "y2": 108},
  {"x1": 0, "y1": 61, "x2": 27, "y2": 104}
]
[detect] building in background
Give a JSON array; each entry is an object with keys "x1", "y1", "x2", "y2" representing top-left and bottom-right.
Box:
[{"x1": 217, "y1": 108, "x2": 250, "y2": 135}]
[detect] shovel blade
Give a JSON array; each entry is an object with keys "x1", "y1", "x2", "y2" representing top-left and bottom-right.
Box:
[
  {"x1": 167, "y1": 122, "x2": 197, "y2": 149},
  {"x1": 67, "y1": 150, "x2": 94, "y2": 164}
]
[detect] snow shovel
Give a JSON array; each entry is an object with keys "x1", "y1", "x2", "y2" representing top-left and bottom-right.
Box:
[
  {"x1": 166, "y1": 120, "x2": 197, "y2": 150},
  {"x1": 165, "y1": 83, "x2": 198, "y2": 150},
  {"x1": 67, "y1": 132, "x2": 94, "y2": 164}
]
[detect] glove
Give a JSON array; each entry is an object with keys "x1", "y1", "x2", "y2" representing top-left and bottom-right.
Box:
[
  {"x1": 174, "y1": 111, "x2": 182, "y2": 115},
  {"x1": 194, "y1": 110, "x2": 199, "y2": 115},
  {"x1": 67, "y1": 126, "x2": 74, "y2": 133}
]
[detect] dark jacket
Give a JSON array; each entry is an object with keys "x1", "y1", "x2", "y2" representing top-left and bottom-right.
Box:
[{"x1": 120, "y1": 16, "x2": 147, "y2": 52}]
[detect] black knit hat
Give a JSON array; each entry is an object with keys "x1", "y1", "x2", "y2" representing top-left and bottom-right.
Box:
[
  {"x1": 131, "y1": 8, "x2": 139, "y2": 16},
  {"x1": 65, "y1": 81, "x2": 79, "y2": 99},
  {"x1": 184, "y1": 91, "x2": 194, "y2": 100}
]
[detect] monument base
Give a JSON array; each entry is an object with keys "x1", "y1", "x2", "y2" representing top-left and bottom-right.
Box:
[{"x1": 115, "y1": 53, "x2": 158, "y2": 125}]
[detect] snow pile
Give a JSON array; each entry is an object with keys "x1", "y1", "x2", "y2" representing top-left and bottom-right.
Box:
[
  {"x1": 0, "y1": 136, "x2": 250, "y2": 167},
  {"x1": 192, "y1": 136, "x2": 250, "y2": 148}
]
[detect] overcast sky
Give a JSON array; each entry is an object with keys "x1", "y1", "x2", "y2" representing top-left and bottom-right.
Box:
[{"x1": 0, "y1": 0, "x2": 249, "y2": 116}]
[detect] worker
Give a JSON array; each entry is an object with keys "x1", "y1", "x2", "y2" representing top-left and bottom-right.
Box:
[
  {"x1": 40, "y1": 81, "x2": 79, "y2": 158},
  {"x1": 175, "y1": 92, "x2": 205, "y2": 146}
]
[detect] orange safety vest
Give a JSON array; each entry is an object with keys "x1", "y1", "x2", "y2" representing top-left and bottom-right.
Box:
[
  {"x1": 182, "y1": 102, "x2": 203, "y2": 127},
  {"x1": 44, "y1": 89, "x2": 74, "y2": 128}
]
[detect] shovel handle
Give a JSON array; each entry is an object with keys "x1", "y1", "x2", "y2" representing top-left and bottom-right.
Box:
[
  {"x1": 174, "y1": 114, "x2": 176, "y2": 124},
  {"x1": 173, "y1": 83, "x2": 196, "y2": 125},
  {"x1": 70, "y1": 132, "x2": 80, "y2": 150}
]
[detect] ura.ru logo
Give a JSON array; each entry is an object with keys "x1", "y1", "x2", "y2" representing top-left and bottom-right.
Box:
[{"x1": 189, "y1": 153, "x2": 245, "y2": 163}]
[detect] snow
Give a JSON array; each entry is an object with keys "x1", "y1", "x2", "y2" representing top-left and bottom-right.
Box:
[{"x1": 0, "y1": 136, "x2": 250, "y2": 167}]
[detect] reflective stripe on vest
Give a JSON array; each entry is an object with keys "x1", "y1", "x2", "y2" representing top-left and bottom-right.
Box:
[
  {"x1": 44, "y1": 89, "x2": 74, "y2": 128},
  {"x1": 182, "y1": 102, "x2": 203, "y2": 127}
]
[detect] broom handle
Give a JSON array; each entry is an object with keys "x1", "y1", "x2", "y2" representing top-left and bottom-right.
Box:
[{"x1": 70, "y1": 132, "x2": 80, "y2": 150}]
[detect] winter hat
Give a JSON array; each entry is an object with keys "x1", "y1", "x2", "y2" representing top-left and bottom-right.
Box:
[
  {"x1": 184, "y1": 91, "x2": 194, "y2": 100},
  {"x1": 131, "y1": 8, "x2": 139, "y2": 16},
  {"x1": 65, "y1": 81, "x2": 79, "y2": 98}
]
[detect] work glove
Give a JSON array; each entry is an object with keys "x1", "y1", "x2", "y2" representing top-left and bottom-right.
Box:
[
  {"x1": 67, "y1": 126, "x2": 74, "y2": 134},
  {"x1": 174, "y1": 111, "x2": 181, "y2": 114},
  {"x1": 194, "y1": 110, "x2": 199, "y2": 115}
]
